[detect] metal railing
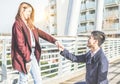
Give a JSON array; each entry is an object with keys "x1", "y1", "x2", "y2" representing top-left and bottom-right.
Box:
[{"x1": 0, "y1": 36, "x2": 120, "y2": 84}]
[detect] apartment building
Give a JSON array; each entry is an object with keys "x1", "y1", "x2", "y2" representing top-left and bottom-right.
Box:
[
  {"x1": 78, "y1": 0, "x2": 120, "y2": 37},
  {"x1": 78, "y1": 0, "x2": 95, "y2": 34},
  {"x1": 48, "y1": 0, "x2": 57, "y2": 35}
]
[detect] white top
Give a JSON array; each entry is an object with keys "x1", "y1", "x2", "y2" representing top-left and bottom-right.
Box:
[{"x1": 28, "y1": 27, "x2": 35, "y2": 48}]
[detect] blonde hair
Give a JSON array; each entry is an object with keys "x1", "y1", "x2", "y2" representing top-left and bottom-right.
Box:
[{"x1": 16, "y1": 2, "x2": 35, "y2": 29}]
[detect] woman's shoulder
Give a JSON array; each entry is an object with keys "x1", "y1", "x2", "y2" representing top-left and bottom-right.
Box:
[{"x1": 14, "y1": 18, "x2": 25, "y2": 26}]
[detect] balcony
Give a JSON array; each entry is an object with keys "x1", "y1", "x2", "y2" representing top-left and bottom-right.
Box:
[
  {"x1": 103, "y1": 23, "x2": 119, "y2": 31},
  {"x1": 85, "y1": 25, "x2": 94, "y2": 32},
  {"x1": 81, "y1": 3, "x2": 86, "y2": 10},
  {"x1": 105, "y1": 0, "x2": 119, "y2": 6},
  {"x1": 104, "y1": 11, "x2": 119, "y2": 20},
  {"x1": 86, "y1": 14, "x2": 95, "y2": 21},
  {"x1": 86, "y1": 1, "x2": 96, "y2": 9},
  {"x1": 80, "y1": 15, "x2": 86, "y2": 21},
  {"x1": 78, "y1": 26, "x2": 87, "y2": 33}
]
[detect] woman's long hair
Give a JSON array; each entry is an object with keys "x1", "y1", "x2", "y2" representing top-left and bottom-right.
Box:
[{"x1": 15, "y1": 2, "x2": 35, "y2": 29}]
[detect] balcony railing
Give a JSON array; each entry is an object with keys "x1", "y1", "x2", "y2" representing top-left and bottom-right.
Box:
[
  {"x1": 103, "y1": 23, "x2": 119, "y2": 31},
  {"x1": 81, "y1": 3, "x2": 86, "y2": 10},
  {"x1": 86, "y1": 1, "x2": 96, "y2": 9},
  {"x1": 105, "y1": 0, "x2": 119, "y2": 5},
  {"x1": 80, "y1": 15, "x2": 86, "y2": 21},
  {"x1": 0, "y1": 36, "x2": 120, "y2": 84},
  {"x1": 86, "y1": 14, "x2": 95, "y2": 21},
  {"x1": 104, "y1": 11, "x2": 119, "y2": 19}
]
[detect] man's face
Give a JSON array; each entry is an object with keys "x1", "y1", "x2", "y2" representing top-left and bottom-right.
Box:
[{"x1": 87, "y1": 34, "x2": 97, "y2": 48}]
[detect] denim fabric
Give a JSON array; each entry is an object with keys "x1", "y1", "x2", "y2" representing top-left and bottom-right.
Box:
[
  {"x1": 18, "y1": 48, "x2": 42, "y2": 84},
  {"x1": 18, "y1": 72, "x2": 28, "y2": 84},
  {"x1": 30, "y1": 52, "x2": 42, "y2": 84}
]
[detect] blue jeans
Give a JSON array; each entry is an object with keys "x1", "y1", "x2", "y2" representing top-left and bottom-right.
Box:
[{"x1": 18, "y1": 49, "x2": 42, "y2": 84}]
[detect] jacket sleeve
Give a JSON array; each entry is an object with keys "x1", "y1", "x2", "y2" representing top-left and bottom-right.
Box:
[
  {"x1": 37, "y1": 28, "x2": 57, "y2": 44},
  {"x1": 97, "y1": 56, "x2": 108, "y2": 84},
  {"x1": 13, "y1": 22, "x2": 31, "y2": 63},
  {"x1": 60, "y1": 49, "x2": 86, "y2": 63}
]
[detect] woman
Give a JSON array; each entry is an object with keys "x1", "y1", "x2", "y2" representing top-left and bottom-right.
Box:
[{"x1": 11, "y1": 2, "x2": 60, "y2": 84}]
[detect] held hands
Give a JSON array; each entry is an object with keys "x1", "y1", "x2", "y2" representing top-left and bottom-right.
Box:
[{"x1": 55, "y1": 41, "x2": 64, "y2": 51}]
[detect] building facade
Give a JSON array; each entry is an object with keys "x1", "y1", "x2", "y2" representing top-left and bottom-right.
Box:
[{"x1": 78, "y1": 0, "x2": 120, "y2": 37}]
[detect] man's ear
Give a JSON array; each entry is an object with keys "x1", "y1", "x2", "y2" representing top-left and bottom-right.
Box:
[
  {"x1": 94, "y1": 40, "x2": 98, "y2": 45},
  {"x1": 96, "y1": 40, "x2": 99, "y2": 45}
]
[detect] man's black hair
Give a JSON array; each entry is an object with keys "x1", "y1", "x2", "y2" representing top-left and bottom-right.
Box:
[{"x1": 91, "y1": 31, "x2": 106, "y2": 46}]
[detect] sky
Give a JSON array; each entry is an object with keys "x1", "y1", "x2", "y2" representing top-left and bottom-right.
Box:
[{"x1": 0, "y1": 0, "x2": 48, "y2": 34}]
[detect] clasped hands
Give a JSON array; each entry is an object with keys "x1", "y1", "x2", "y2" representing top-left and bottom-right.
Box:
[
  {"x1": 55, "y1": 41, "x2": 64, "y2": 51},
  {"x1": 26, "y1": 41, "x2": 64, "y2": 73}
]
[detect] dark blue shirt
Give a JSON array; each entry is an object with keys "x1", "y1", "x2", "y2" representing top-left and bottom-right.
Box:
[{"x1": 60, "y1": 48, "x2": 108, "y2": 84}]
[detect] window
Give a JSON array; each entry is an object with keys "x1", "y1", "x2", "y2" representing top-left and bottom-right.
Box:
[{"x1": 89, "y1": 10, "x2": 95, "y2": 14}]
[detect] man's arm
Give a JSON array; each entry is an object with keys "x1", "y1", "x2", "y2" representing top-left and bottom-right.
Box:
[{"x1": 60, "y1": 49, "x2": 86, "y2": 63}]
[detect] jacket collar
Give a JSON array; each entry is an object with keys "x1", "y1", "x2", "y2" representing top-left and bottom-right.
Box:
[
  {"x1": 91, "y1": 48, "x2": 103, "y2": 63},
  {"x1": 17, "y1": 18, "x2": 32, "y2": 49},
  {"x1": 87, "y1": 48, "x2": 103, "y2": 64}
]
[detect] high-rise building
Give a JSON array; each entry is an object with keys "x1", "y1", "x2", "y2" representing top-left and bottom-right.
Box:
[
  {"x1": 48, "y1": 0, "x2": 57, "y2": 35},
  {"x1": 78, "y1": 0, "x2": 96, "y2": 34},
  {"x1": 44, "y1": 0, "x2": 120, "y2": 36},
  {"x1": 103, "y1": 0, "x2": 120, "y2": 34},
  {"x1": 78, "y1": 0, "x2": 120, "y2": 37}
]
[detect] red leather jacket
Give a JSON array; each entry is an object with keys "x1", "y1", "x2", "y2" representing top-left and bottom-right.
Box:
[{"x1": 11, "y1": 18, "x2": 57, "y2": 74}]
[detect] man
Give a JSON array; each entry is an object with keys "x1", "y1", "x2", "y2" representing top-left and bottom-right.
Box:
[{"x1": 59, "y1": 31, "x2": 108, "y2": 84}]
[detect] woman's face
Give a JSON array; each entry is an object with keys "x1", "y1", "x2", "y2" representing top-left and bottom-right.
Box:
[{"x1": 22, "y1": 7, "x2": 32, "y2": 20}]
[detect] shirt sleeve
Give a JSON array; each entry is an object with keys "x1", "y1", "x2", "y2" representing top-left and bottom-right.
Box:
[
  {"x1": 60, "y1": 49, "x2": 86, "y2": 63},
  {"x1": 97, "y1": 56, "x2": 108, "y2": 84}
]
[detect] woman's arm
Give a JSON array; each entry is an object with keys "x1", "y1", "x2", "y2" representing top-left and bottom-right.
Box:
[{"x1": 37, "y1": 28, "x2": 57, "y2": 44}]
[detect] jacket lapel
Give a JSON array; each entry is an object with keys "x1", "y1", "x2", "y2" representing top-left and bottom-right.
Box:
[{"x1": 20, "y1": 19, "x2": 31, "y2": 50}]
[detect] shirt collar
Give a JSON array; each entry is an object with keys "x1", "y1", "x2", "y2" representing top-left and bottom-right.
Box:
[
  {"x1": 86, "y1": 48, "x2": 103, "y2": 64},
  {"x1": 90, "y1": 47, "x2": 100, "y2": 57}
]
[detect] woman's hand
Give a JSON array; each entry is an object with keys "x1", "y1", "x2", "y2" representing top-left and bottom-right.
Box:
[
  {"x1": 55, "y1": 41, "x2": 64, "y2": 51},
  {"x1": 26, "y1": 61, "x2": 31, "y2": 73}
]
